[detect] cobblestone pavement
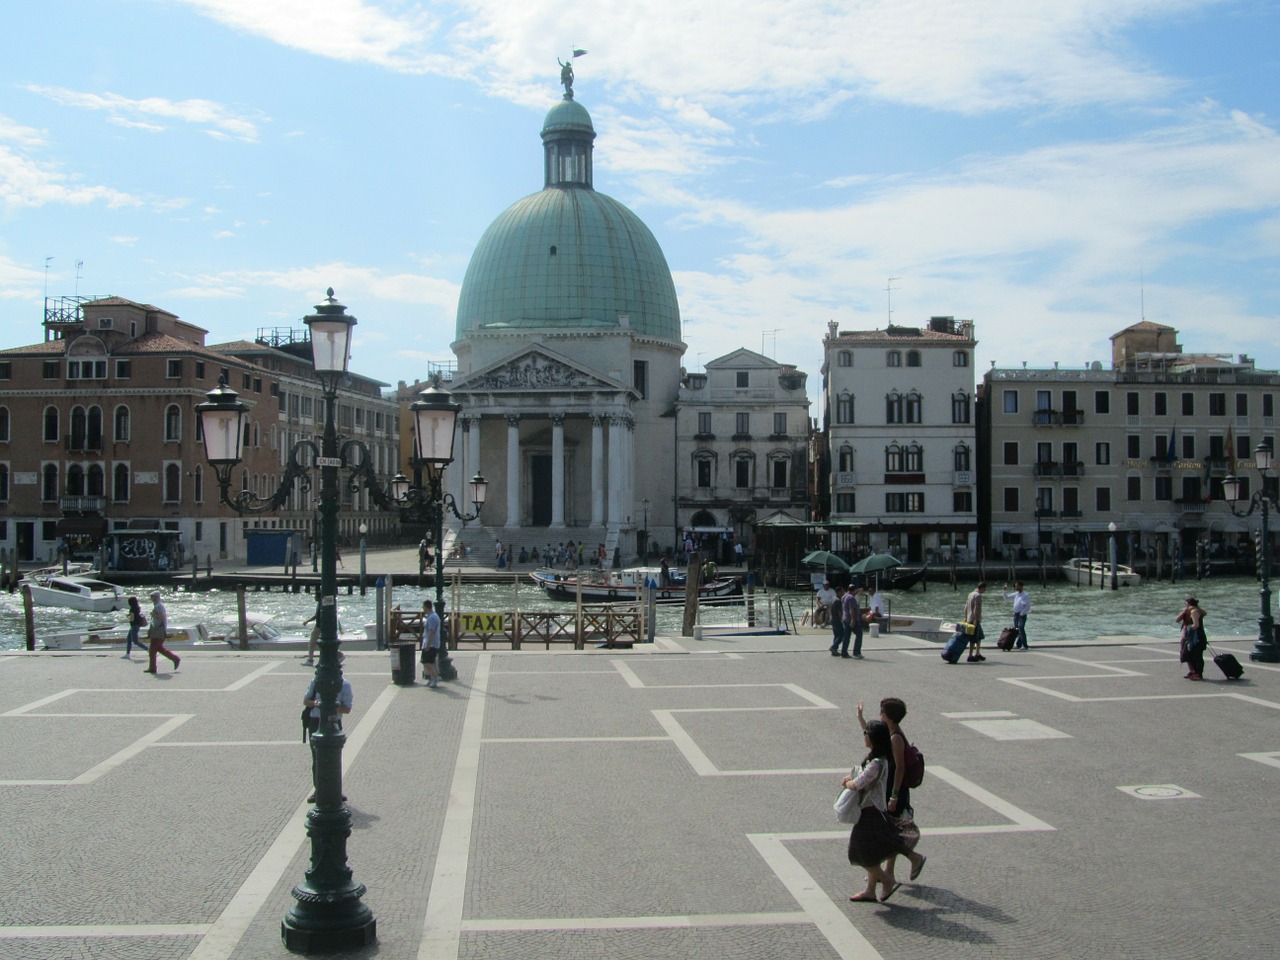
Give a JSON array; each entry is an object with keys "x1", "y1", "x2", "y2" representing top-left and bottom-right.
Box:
[{"x1": 1, "y1": 628, "x2": 1276, "y2": 959}]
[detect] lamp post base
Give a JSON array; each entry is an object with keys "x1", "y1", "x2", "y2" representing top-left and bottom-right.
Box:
[
  {"x1": 282, "y1": 887, "x2": 376, "y2": 953},
  {"x1": 1249, "y1": 637, "x2": 1280, "y2": 663}
]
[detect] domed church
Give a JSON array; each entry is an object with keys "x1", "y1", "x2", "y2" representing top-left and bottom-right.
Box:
[{"x1": 448, "y1": 71, "x2": 685, "y2": 558}]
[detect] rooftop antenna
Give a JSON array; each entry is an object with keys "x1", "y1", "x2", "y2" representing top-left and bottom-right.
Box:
[
  {"x1": 886, "y1": 277, "x2": 901, "y2": 325},
  {"x1": 75, "y1": 259, "x2": 84, "y2": 298},
  {"x1": 697, "y1": 351, "x2": 706, "y2": 372},
  {"x1": 1140, "y1": 269, "x2": 1146, "y2": 321},
  {"x1": 43, "y1": 256, "x2": 53, "y2": 301},
  {"x1": 762, "y1": 328, "x2": 781, "y2": 357}
]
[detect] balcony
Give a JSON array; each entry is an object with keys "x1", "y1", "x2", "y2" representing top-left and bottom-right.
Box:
[
  {"x1": 65, "y1": 435, "x2": 104, "y2": 453},
  {"x1": 835, "y1": 471, "x2": 858, "y2": 488},
  {"x1": 1033, "y1": 461, "x2": 1059, "y2": 477},
  {"x1": 1060, "y1": 410, "x2": 1085, "y2": 426},
  {"x1": 1032, "y1": 409, "x2": 1057, "y2": 426},
  {"x1": 731, "y1": 433, "x2": 752, "y2": 442},
  {"x1": 1035, "y1": 508, "x2": 1057, "y2": 518},
  {"x1": 1059, "y1": 508, "x2": 1083, "y2": 518},
  {"x1": 1060, "y1": 461, "x2": 1085, "y2": 477},
  {"x1": 693, "y1": 432, "x2": 716, "y2": 442},
  {"x1": 59, "y1": 496, "x2": 106, "y2": 513},
  {"x1": 953, "y1": 471, "x2": 973, "y2": 487},
  {"x1": 1176, "y1": 498, "x2": 1208, "y2": 514}
]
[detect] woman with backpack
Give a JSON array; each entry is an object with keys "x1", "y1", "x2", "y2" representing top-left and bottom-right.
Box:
[
  {"x1": 860, "y1": 698, "x2": 927, "y2": 886},
  {"x1": 843, "y1": 720, "x2": 919, "y2": 902}
]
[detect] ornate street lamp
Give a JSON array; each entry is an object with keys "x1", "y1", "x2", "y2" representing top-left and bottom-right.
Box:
[
  {"x1": 1107, "y1": 521, "x2": 1119, "y2": 591},
  {"x1": 391, "y1": 374, "x2": 488, "y2": 681},
  {"x1": 197, "y1": 290, "x2": 396, "y2": 951},
  {"x1": 1223, "y1": 438, "x2": 1279, "y2": 663}
]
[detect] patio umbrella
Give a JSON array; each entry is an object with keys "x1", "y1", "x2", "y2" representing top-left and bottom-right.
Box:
[
  {"x1": 848, "y1": 553, "x2": 903, "y2": 575},
  {"x1": 800, "y1": 550, "x2": 850, "y2": 573}
]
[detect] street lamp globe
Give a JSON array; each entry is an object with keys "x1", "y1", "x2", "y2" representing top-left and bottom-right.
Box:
[
  {"x1": 304, "y1": 288, "x2": 356, "y2": 391},
  {"x1": 468, "y1": 472, "x2": 489, "y2": 511},
  {"x1": 410, "y1": 378, "x2": 461, "y2": 468},
  {"x1": 195, "y1": 378, "x2": 250, "y2": 470},
  {"x1": 1257, "y1": 439, "x2": 1275, "y2": 472}
]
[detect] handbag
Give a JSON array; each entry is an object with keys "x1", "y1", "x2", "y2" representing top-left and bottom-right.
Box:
[
  {"x1": 958, "y1": 621, "x2": 977, "y2": 636},
  {"x1": 834, "y1": 787, "x2": 860, "y2": 823}
]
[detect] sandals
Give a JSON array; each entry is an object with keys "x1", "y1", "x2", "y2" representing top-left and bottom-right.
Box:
[
  {"x1": 848, "y1": 892, "x2": 877, "y2": 902},
  {"x1": 910, "y1": 855, "x2": 927, "y2": 881},
  {"x1": 879, "y1": 882, "x2": 902, "y2": 902}
]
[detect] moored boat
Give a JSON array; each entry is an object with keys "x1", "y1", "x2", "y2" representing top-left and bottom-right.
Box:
[
  {"x1": 44, "y1": 623, "x2": 211, "y2": 650},
  {"x1": 1061, "y1": 557, "x2": 1141, "y2": 587},
  {"x1": 22, "y1": 574, "x2": 126, "y2": 612},
  {"x1": 530, "y1": 566, "x2": 742, "y2": 603}
]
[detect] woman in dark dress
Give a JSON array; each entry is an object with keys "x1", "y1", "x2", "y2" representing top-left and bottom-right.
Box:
[
  {"x1": 863, "y1": 697, "x2": 927, "y2": 886},
  {"x1": 843, "y1": 720, "x2": 913, "y2": 902}
]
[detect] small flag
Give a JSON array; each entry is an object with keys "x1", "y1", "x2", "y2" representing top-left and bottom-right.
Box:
[
  {"x1": 1226, "y1": 426, "x2": 1237, "y2": 475},
  {"x1": 573, "y1": 48, "x2": 588, "y2": 57},
  {"x1": 1165, "y1": 426, "x2": 1177, "y2": 463}
]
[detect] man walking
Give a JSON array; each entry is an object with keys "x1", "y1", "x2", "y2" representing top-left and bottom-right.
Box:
[
  {"x1": 420, "y1": 599, "x2": 442, "y2": 688},
  {"x1": 144, "y1": 590, "x2": 180, "y2": 674},
  {"x1": 847, "y1": 585, "x2": 866, "y2": 659},
  {"x1": 829, "y1": 584, "x2": 849, "y2": 656},
  {"x1": 963, "y1": 582, "x2": 987, "y2": 662},
  {"x1": 1003, "y1": 581, "x2": 1031, "y2": 649}
]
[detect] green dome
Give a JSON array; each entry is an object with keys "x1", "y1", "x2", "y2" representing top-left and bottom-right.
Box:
[{"x1": 455, "y1": 93, "x2": 681, "y2": 342}]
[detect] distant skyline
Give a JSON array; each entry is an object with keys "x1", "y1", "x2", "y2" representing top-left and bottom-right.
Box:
[{"x1": 3, "y1": 0, "x2": 1279, "y2": 392}]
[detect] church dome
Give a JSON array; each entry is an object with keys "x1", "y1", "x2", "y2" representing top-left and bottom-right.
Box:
[{"x1": 455, "y1": 94, "x2": 681, "y2": 343}]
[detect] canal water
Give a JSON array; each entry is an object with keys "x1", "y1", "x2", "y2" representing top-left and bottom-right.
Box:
[{"x1": 2, "y1": 572, "x2": 1273, "y2": 651}]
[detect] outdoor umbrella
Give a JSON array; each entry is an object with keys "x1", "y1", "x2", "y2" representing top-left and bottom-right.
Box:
[
  {"x1": 848, "y1": 553, "x2": 902, "y2": 575},
  {"x1": 800, "y1": 550, "x2": 851, "y2": 572}
]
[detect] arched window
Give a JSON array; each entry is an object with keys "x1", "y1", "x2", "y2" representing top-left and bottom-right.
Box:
[
  {"x1": 87, "y1": 406, "x2": 103, "y2": 449},
  {"x1": 731, "y1": 453, "x2": 754, "y2": 489},
  {"x1": 905, "y1": 391, "x2": 923, "y2": 424},
  {"x1": 252, "y1": 424, "x2": 260, "y2": 448},
  {"x1": 0, "y1": 464, "x2": 9, "y2": 501},
  {"x1": 886, "y1": 444, "x2": 903, "y2": 472},
  {"x1": 43, "y1": 405, "x2": 59, "y2": 442},
  {"x1": 886, "y1": 351, "x2": 901, "y2": 367},
  {"x1": 886, "y1": 392, "x2": 903, "y2": 424},
  {"x1": 194, "y1": 465, "x2": 204, "y2": 503},
  {"x1": 164, "y1": 404, "x2": 181, "y2": 442},
  {"x1": 952, "y1": 391, "x2": 971, "y2": 424},
  {"x1": 836, "y1": 392, "x2": 855, "y2": 424},
  {"x1": 694, "y1": 453, "x2": 715, "y2": 489},
  {"x1": 0, "y1": 406, "x2": 9, "y2": 442},
  {"x1": 87, "y1": 464, "x2": 105, "y2": 497},
  {"x1": 70, "y1": 406, "x2": 88, "y2": 450},
  {"x1": 837, "y1": 351, "x2": 853, "y2": 367},
  {"x1": 904, "y1": 443, "x2": 923, "y2": 471},
  {"x1": 954, "y1": 444, "x2": 971, "y2": 471},
  {"x1": 42, "y1": 463, "x2": 58, "y2": 501},
  {"x1": 906, "y1": 350, "x2": 922, "y2": 367},
  {"x1": 838, "y1": 445, "x2": 854, "y2": 472},
  {"x1": 114, "y1": 405, "x2": 131, "y2": 442},
  {"x1": 113, "y1": 464, "x2": 130, "y2": 502},
  {"x1": 66, "y1": 464, "x2": 86, "y2": 496},
  {"x1": 164, "y1": 463, "x2": 181, "y2": 503},
  {"x1": 953, "y1": 350, "x2": 969, "y2": 367}
]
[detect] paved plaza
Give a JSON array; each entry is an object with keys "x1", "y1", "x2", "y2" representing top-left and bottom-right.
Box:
[{"x1": 1, "y1": 625, "x2": 1277, "y2": 959}]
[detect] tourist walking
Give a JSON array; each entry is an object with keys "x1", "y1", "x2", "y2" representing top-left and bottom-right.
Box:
[
  {"x1": 1003, "y1": 581, "x2": 1031, "y2": 649},
  {"x1": 847, "y1": 585, "x2": 865, "y2": 659},
  {"x1": 830, "y1": 585, "x2": 850, "y2": 656},
  {"x1": 861, "y1": 698, "x2": 927, "y2": 887},
  {"x1": 420, "y1": 599, "x2": 442, "y2": 688},
  {"x1": 962, "y1": 582, "x2": 987, "y2": 662},
  {"x1": 842, "y1": 720, "x2": 916, "y2": 902},
  {"x1": 123, "y1": 596, "x2": 146, "y2": 659},
  {"x1": 1177, "y1": 596, "x2": 1207, "y2": 681},
  {"x1": 144, "y1": 590, "x2": 179, "y2": 674}
]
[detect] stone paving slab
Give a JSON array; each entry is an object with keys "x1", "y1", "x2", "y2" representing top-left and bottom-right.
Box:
[{"x1": 0, "y1": 633, "x2": 1277, "y2": 960}]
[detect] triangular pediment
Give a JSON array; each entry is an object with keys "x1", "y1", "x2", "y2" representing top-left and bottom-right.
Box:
[{"x1": 453, "y1": 345, "x2": 629, "y2": 394}]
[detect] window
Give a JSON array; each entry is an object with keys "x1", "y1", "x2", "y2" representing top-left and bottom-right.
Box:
[
  {"x1": 66, "y1": 464, "x2": 85, "y2": 496},
  {"x1": 1096, "y1": 487, "x2": 1111, "y2": 511},
  {"x1": 1236, "y1": 393, "x2": 1249, "y2": 417},
  {"x1": 1037, "y1": 442, "x2": 1053, "y2": 464},
  {"x1": 773, "y1": 412, "x2": 787, "y2": 436},
  {"x1": 1095, "y1": 391, "x2": 1110, "y2": 414},
  {"x1": 1127, "y1": 475, "x2": 1142, "y2": 500},
  {"x1": 194, "y1": 465, "x2": 204, "y2": 503},
  {"x1": 838, "y1": 445, "x2": 854, "y2": 471},
  {"x1": 69, "y1": 406, "x2": 87, "y2": 450},
  {"x1": 164, "y1": 404, "x2": 182, "y2": 442},
  {"x1": 0, "y1": 407, "x2": 8, "y2": 443},
  {"x1": 954, "y1": 444, "x2": 971, "y2": 471},
  {"x1": 195, "y1": 361, "x2": 206, "y2": 379},
  {"x1": 905, "y1": 392, "x2": 922, "y2": 424},
  {"x1": 43, "y1": 405, "x2": 59, "y2": 442},
  {"x1": 1003, "y1": 390, "x2": 1019, "y2": 414},
  {"x1": 887, "y1": 351, "x2": 902, "y2": 367},
  {"x1": 1182, "y1": 434, "x2": 1195, "y2": 459},
  {"x1": 1122, "y1": 392, "x2": 1138, "y2": 416},
  {"x1": 87, "y1": 464, "x2": 104, "y2": 497},
  {"x1": 953, "y1": 491, "x2": 973, "y2": 512},
  {"x1": 835, "y1": 493, "x2": 855, "y2": 513},
  {"x1": 1181, "y1": 392, "x2": 1194, "y2": 416},
  {"x1": 1061, "y1": 487, "x2": 1080, "y2": 516},
  {"x1": 771, "y1": 458, "x2": 788, "y2": 488},
  {"x1": 836, "y1": 392, "x2": 854, "y2": 424},
  {"x1": 1205, "y1": 392, "x2": 1226, "y2": 416},
  {"x1": 838, "y1": 351, "x2": 852, "y2": 367},
  {"x1": 114, "y1": 406, "x2": 130, "y2": 442},
  {"x1": 43, "y1": 360, "x2": 58, "y2": 379},
  {"x1": 886, "y1": 445, "x2": 903, "y2": 472},
  {"x1": 697, "y1": 412, "x2": 711, "y2": 436},
  {"x1": 1154, "y1": 475, "x2": 1172, "y2": 501},
  {"x1": 1003, "y1": 487, "x2": 1019, "y2": 512},
  {"x1": 1155, "y1": 433, "x2": 1173, "y2": 461},
  {"x1": 1236, "y1": 433, "x2": 1252, "y2": 460},
  {"x1": 113, "y1": 464, "x2": 130, "y2": 502},
  {"x1": 886, "y1": 393, "x2": 903, "y2": 424},
  {"x1": 953, "y1": 350, "x2": 968, "y2": 367},
  {"x1": 1154, "y1": 392, "x2": 1167, "y2": 416},
  {"x1": 0, "y1": 362, "x2": 9, "y2": 380},
  {"x1": 906, "y1": 350, "x2": 921, "y2": 367},
  {"x1": 735, "y1": 412, "x2": 750, "y2": 437},
  {"x1": 696, "y1": 458, "x2": 713, "y2": 488},
  {"x1": 951, "y1": 391, "x2": 970, "y2": 424},
  {"x1": 1265, "y1": 394, "x2": 1274, "y2": 417},
  {"x1": 734, "y1": 457, "x2": 751, "y2": 488},
  {"x1": 42, "y1": 463, "x2": 58, "y2": 501},
  {"x1": 903, "y1": 444, "x2": 923, "y2": 471},
  {"x1": 67, "y1": 359, "x2": 107, "y2": 379},
  {"x1": 999, "y1": 441, "x2": 1018, "y2": 466},
  {"x1": 1095, "y1": 442, "x2": 1111, "y2": 465},
  {"x1": 0, "y1": 464, "x2": 8, "y2": 501},
  {"x1": 115, "y1": 359, "x2": 132, "y2": 379},
  {"x1": 167, "y1": 359, "x2": 182, "y2": 378},
  {"x1": 1036, "y1": 487, "x2": 1053, "y2": 512},
  {"x1": 1127, "y1": 435, "x2": 1140, "y2": 458},
  {"x1": 736, "y1": 371, "x2": 749, "y2": 388},
  {"x1": 633, "y1": 360, "x2": 648, "y2": 399},
  {"x1": 163, "y1": 463, "x2": 181, "y2": 503},
  {"x1": 886, "y1": 492, "x2": 924, "y2": 513}
]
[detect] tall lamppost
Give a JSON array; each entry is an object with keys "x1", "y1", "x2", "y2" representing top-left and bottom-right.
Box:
[
  {"x1": 1107, "y1": 521, "x2": 1118, "y2": 591},
  {"x1": 1223, "y1": 438, "x2": 1279, "y2": 663},
  {"x1": 358, "y1": 521, "x2": 368, "y2": 595},
  {"x1": 389, "y1": 375, "x2": 488, "y2": 681}
]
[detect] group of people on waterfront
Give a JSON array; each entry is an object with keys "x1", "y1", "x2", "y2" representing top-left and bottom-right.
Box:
[{"x1": 815, "y1": 580, "x2": 887, "y2": 659}]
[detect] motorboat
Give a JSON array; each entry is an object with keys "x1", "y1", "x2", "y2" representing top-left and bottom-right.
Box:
[
  {"x1": 44, "y1": 623, "x2": 211, "y2": 650},
  {"x1": 210, "y1": 617, "x2": 374, "y2": 651},
  {"x1": 1061, "y1": 557, "x2": 1141, "y2": 587},
  {"x1": 22, "y1": 573, "x2": 126, "y2": 612},
  {"x1": 530, "y1": 566, "x2": 742, "y2": 603}
]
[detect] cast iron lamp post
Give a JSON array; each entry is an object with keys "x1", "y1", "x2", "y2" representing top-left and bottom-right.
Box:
[
  {"x1": 1108, "y1": 521, "x2": 1119, "y2": 591},
  {"x1": 388, "y1": 375, "x2": 488, "y2": 681},
  {"x1": 1223, "y1": 439, "x2": 1280, "y2": 663},
  {"x1": 196, "y1": 290, "x2": 425, "y2": 951}
]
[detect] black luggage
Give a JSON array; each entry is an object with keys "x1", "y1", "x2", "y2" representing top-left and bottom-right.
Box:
[
  {"x1": 1210, "y1": 645, "x2": 1244, "y2": 680},
  {"x1": 997, "y1": 627, "x2": 1017, "y2": 651},
  {"x1": 942, "y1": 631, "x2": 967, "y2": 664}
]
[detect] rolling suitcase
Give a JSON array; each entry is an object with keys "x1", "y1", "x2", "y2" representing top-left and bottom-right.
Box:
[
  {"x1": 1208, "y1": 644, "x2": 1244, "y2": 680},
  {"x1": 941, "y1": 630, "x2": 967, "y2": 664},
  {"x1": 997, "y1": 627, "x2": 1017, "y2": 651}
]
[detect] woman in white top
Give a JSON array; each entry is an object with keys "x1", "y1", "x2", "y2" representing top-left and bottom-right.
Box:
[{"x1": 842, "y1": 720, "x2": 913, "y2": 902}]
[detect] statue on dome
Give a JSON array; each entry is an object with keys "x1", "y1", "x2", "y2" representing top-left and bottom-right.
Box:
[{"x1": 558, "y1": 56, "x2": 575, "y2": 98}]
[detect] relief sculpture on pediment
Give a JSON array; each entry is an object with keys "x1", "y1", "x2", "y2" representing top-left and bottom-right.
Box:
[{"x1": 473, "y1": 355, "x2": 593, "y2": 390}]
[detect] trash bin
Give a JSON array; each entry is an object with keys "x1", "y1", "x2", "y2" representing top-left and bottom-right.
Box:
[{"x1": 390, "y1": 642, "x2": 417, "y2": 685}]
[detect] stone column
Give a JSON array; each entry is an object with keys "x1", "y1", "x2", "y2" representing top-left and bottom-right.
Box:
[
  {"x1": 551, "y1": 414, "x2": 566, "y2": 528},
  {"x1": 607, "y1": 415, "x2": 623, "y2": 528},
  {"x1": 506, "y1": 415, "x2": 521, "y2": 528},
  {"x1": 590, "y1": 416, "x2": 605, "y2": 527},
  {"x1": 468, "y1": 415, "x2": 481, "y2": 486}
]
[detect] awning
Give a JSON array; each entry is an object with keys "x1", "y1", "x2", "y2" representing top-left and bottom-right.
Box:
[{"x1": 56, "y1": 517, "x2": 108, "y2": 537}]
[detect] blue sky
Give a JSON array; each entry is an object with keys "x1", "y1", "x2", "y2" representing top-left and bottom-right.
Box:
[{"x1": 3, "y1": 0, "x2": 1279, "y2": 392}]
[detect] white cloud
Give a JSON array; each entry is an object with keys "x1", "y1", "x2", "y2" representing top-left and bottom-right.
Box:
[
  {"x1": 25, "y1": 85, "x2": 264, "y2": 141},
  {"x1": 0, "y1": 144, "x2": 141, "y2": 210}
]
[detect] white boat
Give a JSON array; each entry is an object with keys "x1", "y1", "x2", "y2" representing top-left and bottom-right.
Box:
[
  {"x1": 44, "y1": 623, "x2": 211, "y2": 650},
  {"x1": 23, "y1": 574, "x2": 126, "y2": 612},
  {"x1": 529, "y1": 566, "x2": 742, "y2": 603},
  {"x1": 210, "y1": 618, "x2": 375, "y2": 651},
  {"x1": 1061, "y1": 557, "x2": 1141, "y2": 587}
]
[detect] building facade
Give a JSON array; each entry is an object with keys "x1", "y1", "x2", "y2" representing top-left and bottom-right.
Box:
[
  {"x1": 675, "y1": 349, "x2": 811, "y2": 558},
  {"x1": 820, "y1": 317, "x2": 978, "y2": 563},
  {"x1": 981, "y1": 321, "x2": 1280, "y2": 567}
]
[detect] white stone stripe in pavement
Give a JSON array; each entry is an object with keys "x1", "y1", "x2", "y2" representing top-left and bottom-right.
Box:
[
  {"x1": 0, "y1": 923, "x2": 211, "y2": 940},
  {"x1": 0, "y1": 714, "x2": 192, "y2": 786},
  {"x1": 184, "y1": 681, "x2": 399, "y2": 960},
  {"x1": 460, "y1": 912, "x2": 810, "y2": 932},
  {"x1": 417, "y1": 653, "x2": 492, "y2": 960}
]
